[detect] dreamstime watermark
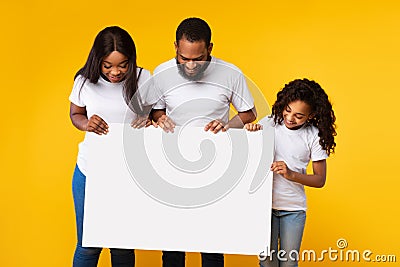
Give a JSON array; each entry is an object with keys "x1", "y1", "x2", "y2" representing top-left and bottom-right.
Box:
[
  {"x1": 122, "y1": 62, "x2": 272, "y2": 208},
  {"x1": 258, "y1": 238, "x2": 397, "y2": 263}
]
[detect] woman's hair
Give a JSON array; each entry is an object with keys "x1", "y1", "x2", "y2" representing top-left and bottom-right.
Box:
[
  {"x1": 271, "y1": 78, "x2": 337, "y2": 155},
  {"x1": 74, "y1": 26, "x2": 141, "y2": 112}
]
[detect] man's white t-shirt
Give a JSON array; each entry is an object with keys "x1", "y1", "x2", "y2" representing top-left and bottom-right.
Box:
[
  {"x1": 151, "y1": 57, "x2": 254, "y2": 126},
  {"x1": 69, "y1": 68, "x2": 151, "y2": 175},
  {"x1": 259, "y1": 117, "x2": 328, "y2": 211}
]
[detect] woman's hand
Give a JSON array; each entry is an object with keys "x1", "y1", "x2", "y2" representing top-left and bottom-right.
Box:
[
  {"x1": 131, "y1": 116, "x2": 155, "y2": 129},
  {"x1": 156, "y1": 114, "x2": 176, "y2": 133},
  {"x1": 86, "y1": 115, "x2": 109, "y2": 135}
]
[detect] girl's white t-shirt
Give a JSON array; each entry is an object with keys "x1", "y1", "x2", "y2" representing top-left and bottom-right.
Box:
[
  {"x1": 259, "y1": 117, "x2": 328, "y2": 211},
  {"x1": 69, "y1": 68, "x2": 151, "y2": 175}
]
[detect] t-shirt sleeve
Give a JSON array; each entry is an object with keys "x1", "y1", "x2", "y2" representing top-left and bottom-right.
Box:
[
  {"x1": 69, "y1": 76, "x2": 85, "y2": 107},
  {"x1": 230, "y1": 71, "x2": 255, "y2": 112},
  {"x1": 258, "y1": 116, "x2": 274, "y2": 128},
  {"x1": 137, "y1": 70, "x2": 156, "y2": 106},
  {"x1": 311, "y1": 131, "x2": 328, "y2": 162},
  {"x1": 151, "y1": 76, "x2": 166, "y2": 110}
]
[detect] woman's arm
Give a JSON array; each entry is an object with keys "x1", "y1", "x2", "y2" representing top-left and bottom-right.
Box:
[
  {"x1": 270, "y1": 159, "x2": 327, "y2": 188},
  {"x1": 70, "y1": 102, "x2": 109, "y2": 135}
]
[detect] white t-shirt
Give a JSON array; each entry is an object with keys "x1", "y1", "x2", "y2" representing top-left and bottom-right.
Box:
[
  {"x1": 259, "y1": 117, "x2": 328, "y2": 211},
  {"x1": 151, "y1": 57, "x2": 254, "y2": 126},
  {"x1": 69, "y1": 68, "x2": 151, "y2": 175}
]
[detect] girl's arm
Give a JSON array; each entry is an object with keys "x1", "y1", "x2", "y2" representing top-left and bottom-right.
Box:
[
  {"x1": 270, "y1": 159, "x2": 327, "y2": 188},
  {"x1": 70, "y1": 103, "x2": 109, "y2": 135}
]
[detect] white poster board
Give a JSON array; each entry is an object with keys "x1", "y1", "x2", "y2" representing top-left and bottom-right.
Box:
[{"x1": 83, "y1": 124, "x2": 274, "y2": 256}]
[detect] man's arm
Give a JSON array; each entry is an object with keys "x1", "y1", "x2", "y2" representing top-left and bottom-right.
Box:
[
  {"x1": 227, "y1": 107, "x2": 257, "y2": 128},
  {"x1": 204, "y1": 107, "x2": 257, "y2": 133}
]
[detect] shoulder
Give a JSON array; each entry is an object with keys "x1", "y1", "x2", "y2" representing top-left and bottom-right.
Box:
[
  {"x1": 72, "y1": 74, "x2": 89, "y2": 89},
  {"x1": 212, "y1": 57, "x2": 243, "y2": 75},
  {"x1": 258, "y1": 116, "x2": 275, "y2": 128},
  {"x1": 154, "y1": 58, "x2": 176, "y2": 75},
  {"x1": 138, "y1": 67, "x2": 151, "y2": 79},
  {"x1": 303, "y1": 124, "x2": 320, "y2": 137}
]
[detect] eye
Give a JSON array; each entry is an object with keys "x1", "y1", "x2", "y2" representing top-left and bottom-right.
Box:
[
  {"x1": 119, "y1": 63, "x2": 128, "y2": 69},
  {"x1": 103, "y1": 65, "x2": 112, "y2": 69}
]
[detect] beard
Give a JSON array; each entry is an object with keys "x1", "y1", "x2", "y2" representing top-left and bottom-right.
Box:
[{"x1": 176, "y1": 57, "x2": 211, "y2": 81}]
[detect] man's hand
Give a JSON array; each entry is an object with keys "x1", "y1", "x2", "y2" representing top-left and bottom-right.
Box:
[{"x1": 204, "y1": 119, "x2": 228, "y2": 134}]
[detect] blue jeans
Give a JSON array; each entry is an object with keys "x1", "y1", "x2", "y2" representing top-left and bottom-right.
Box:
[
  {"x1": 162, "y1": 251, "x2": 224, "y2": 267},
  {"x1": 72, "y1": 165, "x2": 135, "y2": 267},
  {"x1": 260, "y1": 209, "x2": 306, "y2": 267}
]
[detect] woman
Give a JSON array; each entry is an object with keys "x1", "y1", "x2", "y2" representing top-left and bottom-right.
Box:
[{"x1": 69, "y1": 26, "x2": 151, "y2": 267}]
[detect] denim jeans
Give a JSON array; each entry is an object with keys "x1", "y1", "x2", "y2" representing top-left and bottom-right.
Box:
[
  {"x1": 162, "y1": 251, "x2": 224, "y2": 267},
  {"x1": 72, "y1": 164, "x2": 135, "y2": 267},
  {"x1": 260, "y1": 209, "x2": 306, "y2": 267}
]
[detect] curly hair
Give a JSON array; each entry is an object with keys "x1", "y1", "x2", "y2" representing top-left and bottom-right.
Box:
[{"x1": 271, "y1": 78, "x2": 337, "y2": 155}]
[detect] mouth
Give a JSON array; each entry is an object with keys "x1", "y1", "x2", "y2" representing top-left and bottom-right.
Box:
[
  {"x1": 108, "y1": 75, "x2": 122, "y2": 82},
  {"x1": 284, "y1": 119, "x2": 296, "y2": 126},
  {"x1": 185, "y1": 68, "x2": 198, "y2": 75}
]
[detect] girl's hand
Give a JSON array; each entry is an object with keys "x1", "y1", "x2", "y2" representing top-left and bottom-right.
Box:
[
  {"x1": 270, "y1": 161, "x2": 294, "y2": 180},
  {"x1": 244, "y1": 123, "x2": 263, "y2": 131},
  {"x1": 86, "y1": 115, "x2": 109, "y2": 135}
]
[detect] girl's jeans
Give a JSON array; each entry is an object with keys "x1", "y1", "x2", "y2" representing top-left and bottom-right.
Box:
[
  {"x1": 260, "y1": 209, "x2": 306, "y2": 267},
  {"x1": 72, "y1": 164, "x2": 135, "y2": 267}
]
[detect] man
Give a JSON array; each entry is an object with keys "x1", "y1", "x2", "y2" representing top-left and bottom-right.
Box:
[{"x1": 151, "y1": 17, "x2": 257, "y2": 267}]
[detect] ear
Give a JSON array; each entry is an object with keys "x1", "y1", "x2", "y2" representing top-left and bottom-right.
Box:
[
  {"x1": 174, "y1": 41, "x2": 178, "y2": 53},
  {"x1": 208, "y1": 43, "x2": 213, "y2": 54}
]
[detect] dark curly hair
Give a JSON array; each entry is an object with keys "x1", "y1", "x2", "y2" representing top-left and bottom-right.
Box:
[
  {"x1": 271, "y1": 78, "x2": 337, "y2": 155},
  {"x1": 176, "y1": 17, "x2": 211, "y2": 47}
]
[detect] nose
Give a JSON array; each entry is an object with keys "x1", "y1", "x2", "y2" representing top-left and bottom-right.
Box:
[
  {"x1": 286, "y1": 114, "x2": 295, "y2": 122},
  {"x1": 185, "y1": 61, "x2": 196, "y2": 70},
  {"x1": 110, "y1": 67, "x2": 120, "y2": 75}
]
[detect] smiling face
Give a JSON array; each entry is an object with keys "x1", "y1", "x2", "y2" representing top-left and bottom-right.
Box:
[
  {"x1": 175, "y1": 38, "x2": 213, "y2": 80},
  {"x1": 283, "y1": 100, "x2": 314, "y2": 130},
  {"x1": 101, "y1": 51, "x2": 129, "y2": 83}
]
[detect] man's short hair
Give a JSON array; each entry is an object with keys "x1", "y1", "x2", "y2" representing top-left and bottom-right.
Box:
[{"x1": 176, "y1": 17, "x2": 212, "y2": 47}]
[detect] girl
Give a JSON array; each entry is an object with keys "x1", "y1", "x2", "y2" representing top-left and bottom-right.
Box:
[
  {"x1": 69, "y1": 26, "x2": 151, "y2": 267},
  {"x1": 245, "y1": 78, "x2": 336, "y2": 267}
]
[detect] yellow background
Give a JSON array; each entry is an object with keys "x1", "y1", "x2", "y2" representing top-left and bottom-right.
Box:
[{"x1": 1, "y1": 0, "x2": 399, "y2": 266}]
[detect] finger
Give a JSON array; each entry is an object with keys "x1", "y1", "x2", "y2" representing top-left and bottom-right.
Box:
[
  {"x1": 87, "y1": 124, "x2": 105, "y2": 135},
  {"x1": 208, "y1": 120, "x2": 220, "y2": 132},
  {"x1": 131, "y1": 118, "x2": 145, "y2": 128},
  {"x1": 145, "y1": 120, "x2": 152, "y2": 128},
  {"x1": 213, "y1": 123, "x2": 224, "y2": 134},
  {"x1": 204, "y1": 122, "x2": 213, "y2": 131},
  {"x1": 90, "y1": 116, "x2": 109, "y2": 133},
  {"x1": 87, "y1": 121, "x2": 107, "y2": 134}
]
